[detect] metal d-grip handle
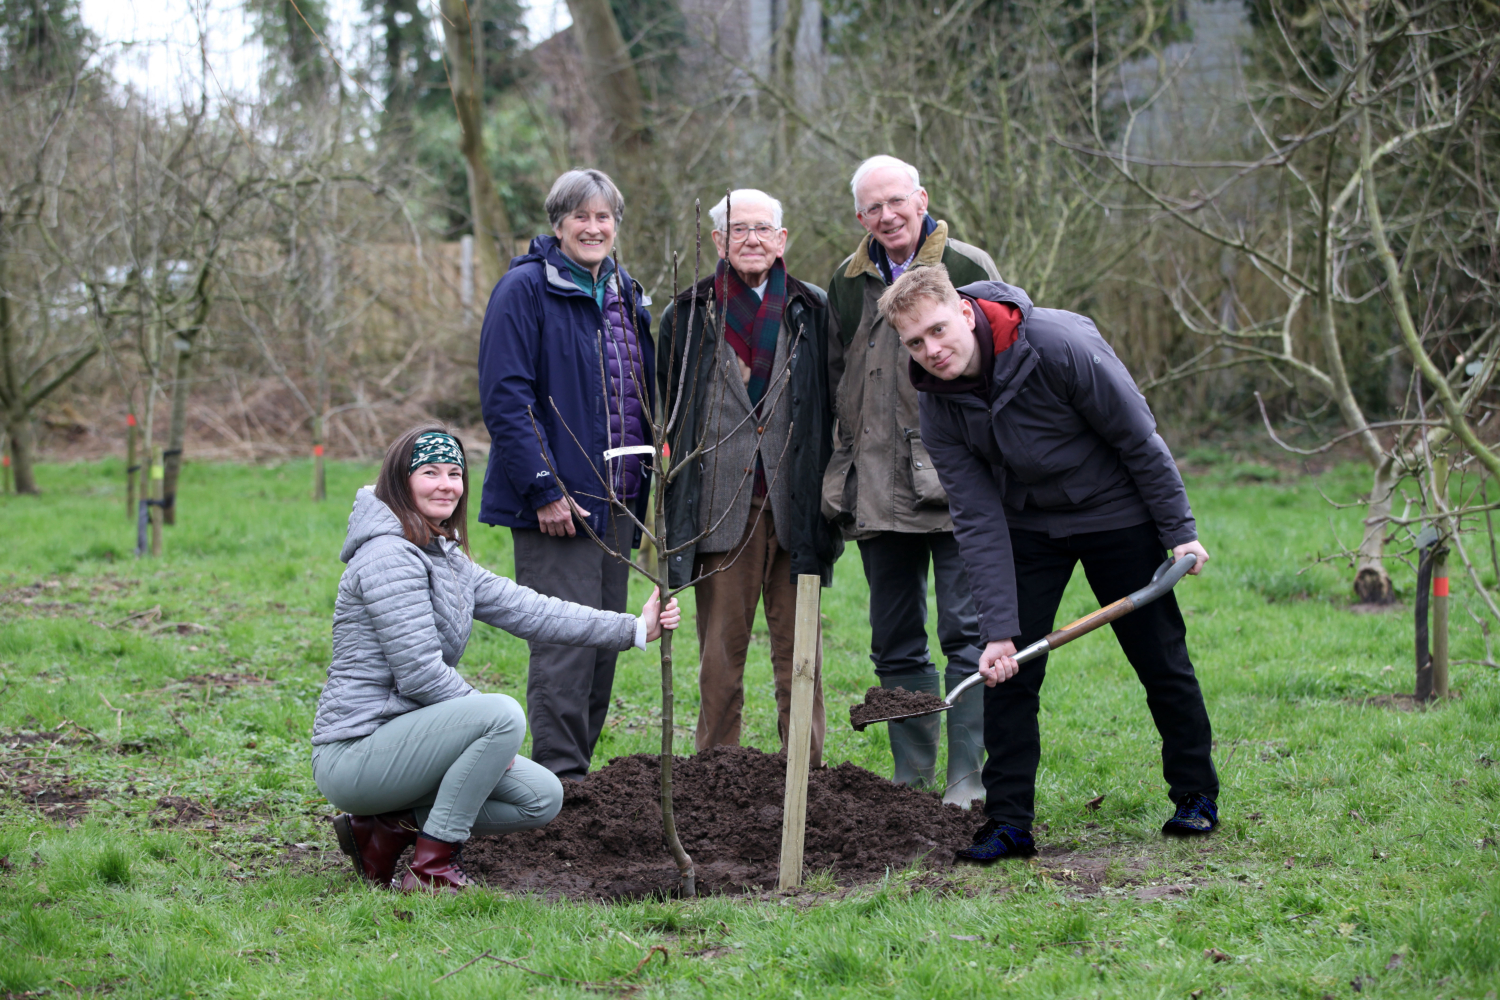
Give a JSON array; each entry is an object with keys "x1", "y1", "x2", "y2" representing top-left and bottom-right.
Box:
[{"x1": 942, "y1": 553, "x2": 1198, "y2": 707}]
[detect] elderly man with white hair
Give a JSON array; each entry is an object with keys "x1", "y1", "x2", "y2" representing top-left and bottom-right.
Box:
[
  {"x1": 822, "y1": 154, "x2": 1001, "y2": 804},
  {"x1": 658, "y1": 189, "x2": 842, "y2": 767}
]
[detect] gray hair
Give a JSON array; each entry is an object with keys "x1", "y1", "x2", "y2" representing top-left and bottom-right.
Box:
[
  {"x1": 708, "y1": 189, "x2": 784, "y2": 232},
  {"x1": 850, "y1": 155, "x2": 922, "y2": 210},
  {"x1": 545, "y1": 169, "x2": 625, "y2": 228}
]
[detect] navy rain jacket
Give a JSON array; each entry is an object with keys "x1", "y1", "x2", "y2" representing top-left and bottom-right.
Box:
[
  {"x1": 916, "y1": 280, "x2": 1196, "y2": 644},
  {"x1": 478, "y1": 235, "x2": 656, "y2": 532}
]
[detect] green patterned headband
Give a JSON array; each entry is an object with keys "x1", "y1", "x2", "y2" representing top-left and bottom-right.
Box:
[{"x1": 409, "y1": 432, "x2": 465, "y2": 473}]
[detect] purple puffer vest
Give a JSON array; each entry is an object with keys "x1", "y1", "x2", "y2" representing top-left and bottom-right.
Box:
[{"x1": 602, "y1": 278, "x2": 648, "y2": 502}]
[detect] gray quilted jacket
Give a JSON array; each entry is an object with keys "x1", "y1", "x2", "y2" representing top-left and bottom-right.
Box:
[{"x1": 311, "y1": 488, "x2": 641, "y2": 744}]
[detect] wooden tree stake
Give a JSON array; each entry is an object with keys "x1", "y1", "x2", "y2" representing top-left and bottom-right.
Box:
[{"x1": 778, "y1": 574, "x2": 821, "y2": 891}]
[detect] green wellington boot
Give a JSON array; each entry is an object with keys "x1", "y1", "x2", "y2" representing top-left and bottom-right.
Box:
[
  {"x1": 883, "y1": 672, "x2": 941, "y2": 788},
  {"x1": 942, "y1": 668, "x2": 986, "y2": 808}
]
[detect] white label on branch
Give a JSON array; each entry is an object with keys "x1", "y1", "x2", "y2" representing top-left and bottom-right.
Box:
[{"x1": 603, "y1": 446, "x2": 656, "y2": 460}]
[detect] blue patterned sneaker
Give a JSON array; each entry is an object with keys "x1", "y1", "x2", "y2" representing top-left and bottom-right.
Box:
[
  {"x1": 1162, "y1": 793, "x2": 1218, "y2": 836},
  {"x1": 955, "y1": 820, "x2": 1036, "y2": 862}
]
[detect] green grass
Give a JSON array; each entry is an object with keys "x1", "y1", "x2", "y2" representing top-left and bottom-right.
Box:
[{"x1": 2, "y1": 457, "x2": 1498, "y2": 999}]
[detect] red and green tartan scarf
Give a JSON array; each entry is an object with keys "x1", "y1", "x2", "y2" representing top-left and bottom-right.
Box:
[{"x1": 714, "y1": 256, "x2": 787, "y2": 413}]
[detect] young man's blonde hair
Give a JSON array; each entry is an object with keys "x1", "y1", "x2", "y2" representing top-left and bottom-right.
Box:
[{"x1": 877, "y1": 263, "x2": 962, "y2": 329}]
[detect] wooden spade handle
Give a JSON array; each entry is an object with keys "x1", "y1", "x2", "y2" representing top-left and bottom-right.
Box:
[
  {"x1": 940, "y1": 554, "x2": 1196, "y2": 708},
  {"x1": 1042, "y1": 553, "x2": 1196, "y2": 653},
  {"x1": 1045, "y1": 596, "x2": 1136, "y2": 646}
]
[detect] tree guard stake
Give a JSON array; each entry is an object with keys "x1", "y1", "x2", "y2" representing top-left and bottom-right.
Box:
[{"x1": 778, "y1": 574, "x2": 821, "y2": 890}]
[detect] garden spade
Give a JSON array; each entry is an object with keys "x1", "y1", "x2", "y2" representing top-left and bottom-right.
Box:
[{"x1": 849, "y1": 554, "x2": 1197, "y2": 731}]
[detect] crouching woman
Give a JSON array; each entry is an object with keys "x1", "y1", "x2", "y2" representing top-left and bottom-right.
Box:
[{"x1": 311, "y1": 426, "x2": 678, "y2": 893}]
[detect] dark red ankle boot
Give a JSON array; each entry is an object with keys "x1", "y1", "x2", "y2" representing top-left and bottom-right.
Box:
[
  {"x1": 332, "y1": 810, "x2": 419, "y2": 887},
  {"x1": 399, "y1": 835, "x2": 471, "y2": 894}
]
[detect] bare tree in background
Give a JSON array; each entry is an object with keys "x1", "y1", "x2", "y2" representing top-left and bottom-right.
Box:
[
  {"x1": 0, "y1": 54, "x2": 100, "y2": 494},
  {"x1": 437, "y1": 0, "x2": 513, "y2": 290},
  {"x1": 1068, "y1": 0, "x2": 1499, "y2": 603}
]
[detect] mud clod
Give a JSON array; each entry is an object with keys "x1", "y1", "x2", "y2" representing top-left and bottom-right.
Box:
[
  {"x1": 848, "y1": 686, "x2": 949, "y2": 730},
  {"x1": 465, "y1": 745, "x2": 978, "y2": 900}
]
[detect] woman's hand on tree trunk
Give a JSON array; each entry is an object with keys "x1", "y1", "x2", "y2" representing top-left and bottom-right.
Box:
[{"x1": 641, "y1": 586, "x2": 681, "y2": 642}]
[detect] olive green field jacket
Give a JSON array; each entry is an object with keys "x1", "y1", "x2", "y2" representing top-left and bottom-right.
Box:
[{"x1": 822, "y1": 220, "x2": 1001, "y2": 538}]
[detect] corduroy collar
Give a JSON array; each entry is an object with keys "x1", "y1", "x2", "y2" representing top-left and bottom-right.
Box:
[{"x1": 844, "y1": 217, "x2": 950, "y2": 283}]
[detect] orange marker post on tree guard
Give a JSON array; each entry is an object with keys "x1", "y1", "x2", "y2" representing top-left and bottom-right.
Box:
[
  {"x1": 1433, "y1": 576, "x2": 1449, "y2": 597},
  {"x1": 314, "y1": 444, "x2": 324, "y2": 457}
]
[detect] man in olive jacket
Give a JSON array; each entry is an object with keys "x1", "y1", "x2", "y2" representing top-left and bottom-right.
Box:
[
  {"x1": 823, "y1": 154, "x2": 999, "y2": 803},
  {"x1": 880, "y1": 265, "x2": 1218, "y2": 862},
  {"x1": 659, "y1": 189, "x2": 842, "y2": 767}
]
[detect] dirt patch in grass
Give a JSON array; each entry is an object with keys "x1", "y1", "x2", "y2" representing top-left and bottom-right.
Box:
[
  {"x1": 151, "y1": 795, "x2": 246, "y2": 830},
  {"x1": 0, "y1": 731, "x2": 105, "y2": 821},
  {"x1": 1030, "y1": 841, "x2": 1215, "y2": 899},
  {"x1": 0, "y1": 763, "x2": 103, "y2": 822},
  {"x1": 465, "y1": 745, "x2": 980, "y2": 900},
  {"x1": 1033, "y1": 844, "x2": 1153, "y2": 896},
  {"x1": 2, "y1": 730, "x2": 80, "y2": 749},
  {"x1": 848, "y1": 686, "x2": 949, "y2": 730}
]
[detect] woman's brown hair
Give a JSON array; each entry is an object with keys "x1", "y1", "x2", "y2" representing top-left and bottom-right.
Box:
[{"x1": 374, "y1": 424, "x2": 471, "y2": 554}]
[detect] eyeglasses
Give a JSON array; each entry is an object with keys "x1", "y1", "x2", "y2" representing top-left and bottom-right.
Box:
[
  {"x1": 725, "y1": 223, "x2": 781, "y2": 243},
  {"x1": 857, "y1": 188, "x2": 920, "y2": 219}
]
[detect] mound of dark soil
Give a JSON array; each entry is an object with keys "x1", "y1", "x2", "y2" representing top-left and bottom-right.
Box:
[
  {"x1": 849, "y1": 686, "x2": 948, "y2": 730},
  {"x1": 465, "y1": 745, "x2": 979, "y2": 900}
]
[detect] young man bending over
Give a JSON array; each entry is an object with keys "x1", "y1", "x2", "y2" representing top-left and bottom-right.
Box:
[{"x1": 879, "y1": 265, "x2": 1218, "y2": 861}]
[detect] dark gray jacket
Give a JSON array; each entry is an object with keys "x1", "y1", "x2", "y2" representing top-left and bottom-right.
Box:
[
  {"x1": 916, "y1": 280, "x2": 1196, "y2": 643},
  {"x1": 658, "y1": 274, "x2": 843, "y2": 590}
]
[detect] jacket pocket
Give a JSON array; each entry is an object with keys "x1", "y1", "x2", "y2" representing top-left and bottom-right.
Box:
[
  {"x1": 907, "y1": 437, "x2": 948, "y2": 507},
  {"x1": 821, "y1": 445, "x2": 855, "y2": 523}
]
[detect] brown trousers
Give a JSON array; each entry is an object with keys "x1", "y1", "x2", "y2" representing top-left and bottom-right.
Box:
[{"x1": 693, "y1": 501, "x2": 825, "y2": 767}]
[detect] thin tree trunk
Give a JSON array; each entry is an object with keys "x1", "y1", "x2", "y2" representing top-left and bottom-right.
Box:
[
  {"x1": 1312, "y1": 121, "x2": 1393, "y2": 602},
  {"x1": 654, "y1": 469, "x2": 695, "y2": 897},
  {"x1": 565, "y1": 0, "x2": 648, "y2": 157},
  {"x1": 1354, "y1": 455, "x2": 1398, "y2": 603},
  {"x1": 0, "y1": 238, "x2": 38, "y2": 495},
  {"x1": 162, "y1": 335, "x2": 192, "y2": 525},
  {"x1": 439, "y1": 0, "x2": 510, "y2": 292},
  {"x1": 162, "y1": 265, "x2": 213, "y2": 526},
  {"x1": 6, "y1": 416, "x2": 37, "y2": 494},
  {"x1": 138, "y1": 315, "x2": 161, "y2": 538},
  {"x1": 773, "y1": 0, "x2": 804, "y2": 163}
]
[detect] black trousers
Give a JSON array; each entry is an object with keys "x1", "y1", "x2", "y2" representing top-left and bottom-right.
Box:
[
  {"x1": 981, "y1": 521, "x2": 1218, "y2": 827},
  {"x1": 857, "y1": 531, "x2": 983, "y2": 679}
]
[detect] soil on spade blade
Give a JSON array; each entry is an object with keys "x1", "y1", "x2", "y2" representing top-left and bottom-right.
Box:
[
  {"x1": 849, "y1": 686, "x2": 949, "y2": 730},
  {"x1": 464, "y1": 745, "x2": 980, "y2": 900}
]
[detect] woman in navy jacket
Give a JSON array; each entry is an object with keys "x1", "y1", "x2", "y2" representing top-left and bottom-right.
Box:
[{"x1": 477, "y1": 168, "x2": 655, "y2": 780}]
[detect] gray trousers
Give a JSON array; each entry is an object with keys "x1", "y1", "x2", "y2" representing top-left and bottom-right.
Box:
[
  {"x1": 512, "y1": 510, "x2": 631, "y2": 779},
  {"x1": 857, "y1": 530, "x2": 983, "y2": 679},
  {"x1": 312, "y1": 693, "x2": 564, "y2": 843}
]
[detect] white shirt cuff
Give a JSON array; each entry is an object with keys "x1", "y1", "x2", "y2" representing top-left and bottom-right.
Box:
[{"x1": 633, "y1": 617, "x2": 648, "y2": 650}]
